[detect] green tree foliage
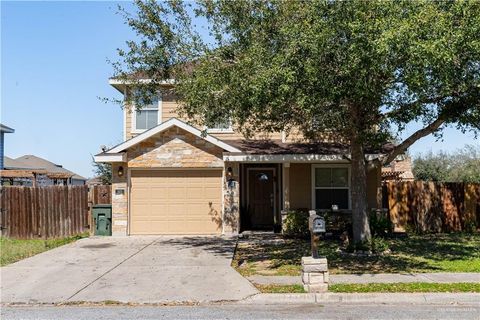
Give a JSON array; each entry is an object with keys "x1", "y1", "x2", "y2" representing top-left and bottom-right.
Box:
[
  {"x1": 92, "y1": 158, "x2": 112, "y2": 185},
  {"x1": 111, "y1": 0, "x2": 480, "y2": 244},
  {"x1": 414, "y1": 145, "x2": 480, "y2": 183}
]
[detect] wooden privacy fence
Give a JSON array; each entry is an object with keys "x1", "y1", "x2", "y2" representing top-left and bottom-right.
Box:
[
  {"x1": 0, "y1": 185, "x2": 89, "y2": 239},
  {"x1": 88, "y1": 185, "x2": 111, "y2": 205},
  {"x1": 0, "y1": 185, "x2": 112, "y2": 239},
  {"x1": 87, "y1": 185, "x2": 112, "y2": 234},
  {"x1": 385, "y1": 181, "x2": 480, "y2": 233}
]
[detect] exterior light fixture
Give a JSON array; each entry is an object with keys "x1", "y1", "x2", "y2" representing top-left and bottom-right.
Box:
[
  {"x1": 117, "y1": 166, "x2": 124, "y2": 177},
  {"x1": 257, "y1": 173, "x2": 269, "y2": 182},
  {"x1": 227, "y1": 167, "x2": 233, "y2": 178}
]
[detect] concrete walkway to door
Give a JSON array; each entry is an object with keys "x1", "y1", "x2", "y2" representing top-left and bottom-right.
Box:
[{"x1": 1, "y1": 236, "x2": 258, "y2": 304}]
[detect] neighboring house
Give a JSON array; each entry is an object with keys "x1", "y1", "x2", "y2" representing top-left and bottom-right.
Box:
[
  {"x1": 2, "y1": 156, "x2": 47, "y2": 186},
  {"x1": 16, "y1": 155, "x2": 87, "y2": 185},
  {"x1": 0, "y1": 124, "x2": 15, "y2": 170},
  {"x1": 94, "y1": 78, "x2": 386, "y2": 236},
  {"x1": 1, "y1": 155, "x2": 87, "y2": 186},
  {"x1": 0, "y1": 124, "x2": 86, "y2": 186},
  {"x1": 381, "y1": 155, "x2": 414, "y2": 182}
]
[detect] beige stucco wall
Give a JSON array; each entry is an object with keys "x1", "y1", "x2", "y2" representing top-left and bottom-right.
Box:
[{"x1": 289, "y1": 163, "x2": 312, "y2": 210}]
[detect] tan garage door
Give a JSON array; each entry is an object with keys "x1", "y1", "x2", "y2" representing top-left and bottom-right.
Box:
[{"x1": 130, "y1": 170, "x2": 223, "y2": 235}]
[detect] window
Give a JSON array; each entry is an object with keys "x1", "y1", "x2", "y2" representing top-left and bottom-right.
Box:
[
  {"x1": 206, "y1": 119, "x2": 233, "y2": 133},
  {"x1": 313, "y1": 166, "x2": 350, "y2": 210},
  {"x1": 133, "y1": 95, "x2": 161, "y2": 132}
]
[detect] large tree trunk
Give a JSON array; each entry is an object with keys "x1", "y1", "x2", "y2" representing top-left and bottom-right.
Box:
[{"x1": 350, "y1": 135, "x2": 372, "y2": 245}]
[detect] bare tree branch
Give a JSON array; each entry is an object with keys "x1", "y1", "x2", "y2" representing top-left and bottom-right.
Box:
[{"x1": 382, "y1": 116, "x2": 446, "y2": 165}]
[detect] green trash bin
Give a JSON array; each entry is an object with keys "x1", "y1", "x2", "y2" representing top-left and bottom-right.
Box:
[{"x1": 93, "y1": 204, "x2": 112, "y2": 236}]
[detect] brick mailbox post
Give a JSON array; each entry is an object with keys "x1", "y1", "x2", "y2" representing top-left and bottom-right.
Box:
[{"x1": 302, "y1": 210, "x2": 329, "y2": 293}]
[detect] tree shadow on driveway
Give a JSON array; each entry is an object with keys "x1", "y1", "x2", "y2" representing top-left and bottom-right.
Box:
[{"x1": 159, "y1": 236, "x2": 238, "y2": 258}]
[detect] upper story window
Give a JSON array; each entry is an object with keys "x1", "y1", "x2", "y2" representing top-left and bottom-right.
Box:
[
  {"x1": 132, "y1": 95, "x2": 161, "y2": 132},
  {"x1": 206, "y1": 119, "x2": 233, "y2": 133},
  {"x1": 312, "y1": 165, "x2": 350, "y2": 210}
]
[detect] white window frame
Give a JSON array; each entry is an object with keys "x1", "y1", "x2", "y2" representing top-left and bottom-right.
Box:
[
  {"x1": 206, "y1": 119, "x2": 234, "y2": 133},
  {"x1": 131, "y1": 94, "x2": 163, "y2": 134},
  {"x1": 311, "y1": 163, "x2": 351, "y2": 210}
]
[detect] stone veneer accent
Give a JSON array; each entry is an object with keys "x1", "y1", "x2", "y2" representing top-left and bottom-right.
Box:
[
  {"x1": 111, "y1": 162, "x2": 128, "y2": 236},
  {"x1": 223, "y1": 162, "x2": 240, "y2": 234},
  {"x1": 301, "y1": 256, "x2": 329, "y2": 292},
  {"x1": 127, "y1": 127, "x2": 224, "y2": 168},
  {"x1": 110, "y1": 126, "x2": 241, "y2": 235}
]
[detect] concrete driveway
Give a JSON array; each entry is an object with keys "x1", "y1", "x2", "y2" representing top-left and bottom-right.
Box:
[{"x1": 0, "y1": 236, "x2": 258, "y2": 304}]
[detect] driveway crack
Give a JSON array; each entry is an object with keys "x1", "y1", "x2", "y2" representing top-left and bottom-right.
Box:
[{"x1": 66, "y1": 238, "x2": 159, "y2": 301}]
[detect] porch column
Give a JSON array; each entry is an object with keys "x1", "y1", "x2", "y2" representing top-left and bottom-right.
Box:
[
  {"x1": 282, "y1": 163, "x2": 290, "y2": 211},
  {"x1": 223, "y1": 162, "x2": 240, "y2": 234},
  {"x1": 112, "y1": 162, "x2": 128, "y2": 236}
]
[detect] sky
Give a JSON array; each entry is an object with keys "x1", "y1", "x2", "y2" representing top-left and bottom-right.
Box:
[{"x1": 1, "y1": 1, "x2": 478, "y2": 179}]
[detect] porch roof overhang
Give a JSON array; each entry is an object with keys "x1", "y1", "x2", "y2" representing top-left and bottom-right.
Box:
[
  {"x1": 222, "y1": 139, "x2": 391, "y2": 163},
  {"x1": 223, "y1": 153, "x2": 382, "y2": 163},
  {"x1": 93, "y1": 153, "x2": 127, "y2": 163}
]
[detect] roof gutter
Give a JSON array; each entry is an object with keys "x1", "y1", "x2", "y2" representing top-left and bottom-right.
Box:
[
  {"x1": 109, "y1": 78, "x2": 176, "y2": 93},
  {"x1": 222, "y1": 153, "x2": 382, "y2": 163}
]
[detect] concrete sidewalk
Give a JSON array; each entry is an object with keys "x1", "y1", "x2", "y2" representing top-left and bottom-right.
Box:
[
  {"x1": 241, "y1": 292, "x2": 480, "y2": 305},
  {"x1": 248, "y1": 272, "x2": 480, "y2": 285}
]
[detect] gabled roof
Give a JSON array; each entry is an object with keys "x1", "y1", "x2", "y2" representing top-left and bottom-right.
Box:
[
  {"x1": 15, "y1": 155, "x2": 86, "y2": 181},
  {"x1": 0, "y1": 123, "x2": 15, "y2": 133},
  {"x1": 4, "y1": 156, "x2": 39, "y2": 170},
  {"x1": 100, "y1": 118, "x2": 241, "y2": 157}
]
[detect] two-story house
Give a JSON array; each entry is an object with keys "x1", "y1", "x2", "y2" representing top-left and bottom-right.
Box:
[{"x1": 94, "y1": 79, "x2": 385, "y2": 236}]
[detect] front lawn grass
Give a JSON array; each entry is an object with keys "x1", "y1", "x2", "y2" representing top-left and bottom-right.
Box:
[
  {"x1": 330, "y1": 282, "x2": 480, "y2": 293},
  {"x1": 0, "y1": 233, "x2": 88, "y2": 266},
  {"x1": 233, "y1": 233, "x2": 480, "y2": 276},
  {"x1": 255, "y1": 284, "x2": 306, "y2": 293},
  {"x1": 254, "y1": 283, "x2": 480, "y2": 293}
]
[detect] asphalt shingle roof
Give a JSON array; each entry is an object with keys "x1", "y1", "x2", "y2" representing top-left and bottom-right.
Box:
[
  {"x1": 3, "y1": 156, "x2": 38, "y2": 170},
  {"x1": 14, "y1": 155, "x2": 86, "y2": 181}
]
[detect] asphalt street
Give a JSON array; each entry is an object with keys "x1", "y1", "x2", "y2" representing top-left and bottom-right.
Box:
[{"x1": 2, "y1": 303, "x2": 479, "y2": 320}]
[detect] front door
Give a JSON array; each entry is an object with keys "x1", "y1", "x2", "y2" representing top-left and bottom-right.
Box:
[{"x1": 248, "y1": 169, "x2": 275, "y2": 228}]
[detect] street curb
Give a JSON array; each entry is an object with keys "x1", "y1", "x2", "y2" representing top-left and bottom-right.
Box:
[{"x1": 240, "y1": 292, "x2": 480, "y2": 305}]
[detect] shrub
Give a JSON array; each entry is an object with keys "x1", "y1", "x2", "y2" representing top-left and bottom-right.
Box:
[
  {"x1": 282, "y1": 210, "x2": 309, "y2": 238},
  {"x1": 346, "y1": 236, "x2": 390, "y2": 254},
  {"x1": 369, "y1": 237, "x2": 390, "y2": 253},
  {"x1": 323, "y1": 211, "x2": 352, "y2": 236},
  {"x1": 369, "y1": 209, "x2": 393, "y2": 237}
]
